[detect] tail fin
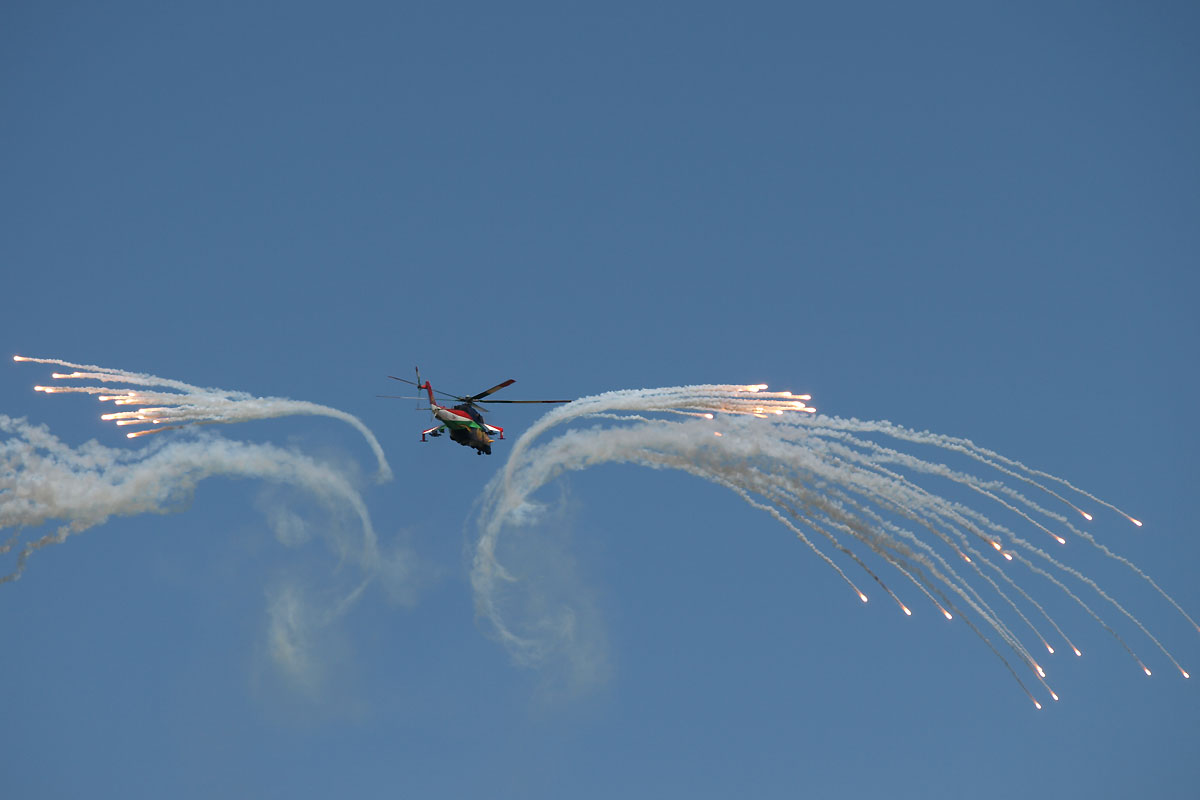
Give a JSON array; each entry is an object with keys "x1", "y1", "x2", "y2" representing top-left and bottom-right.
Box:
[{"x1": 415, "y1": 366, "x2": 435, "y2": 408}]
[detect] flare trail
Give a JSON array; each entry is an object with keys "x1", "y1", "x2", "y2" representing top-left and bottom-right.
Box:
[{"x1": 473, "y1": 384, "x2": 1192, "y2": 707}]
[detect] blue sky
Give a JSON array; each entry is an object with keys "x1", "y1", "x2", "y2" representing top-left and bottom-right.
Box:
[{"x1": 3, "y1": 2, "x2": 1198, "y2": 797}]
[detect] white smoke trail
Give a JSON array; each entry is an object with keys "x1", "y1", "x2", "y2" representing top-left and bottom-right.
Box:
[
  {"x1": 13, "y1": 355, "x2": 392, "y2": 482},
  {"x1": 0, "y1": 414, "x2": 378, "y2": 585},
  {"x1": 0, "y1": 411, "x2": 400, "y2": 689},
  {"x1": 473, "y1": 384, "x2": 1193, "y2": 707}
]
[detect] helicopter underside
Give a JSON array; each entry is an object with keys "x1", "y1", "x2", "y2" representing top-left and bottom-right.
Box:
[{"x1": 449, "y1": 426, "x2": 492, "y2": 454}]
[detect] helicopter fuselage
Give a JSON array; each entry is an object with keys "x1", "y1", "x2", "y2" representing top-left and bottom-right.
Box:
[{"x1": 423, "y1": 389, "x2": 502, "y2": 455}]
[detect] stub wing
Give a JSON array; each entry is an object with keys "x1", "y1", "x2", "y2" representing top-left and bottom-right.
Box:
[{"x1": 421, "y1": 425, "x2": 445, "y2": 440}]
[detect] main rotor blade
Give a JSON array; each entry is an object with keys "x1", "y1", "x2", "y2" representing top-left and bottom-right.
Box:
[
  {"x1": 479, "y1": 399, "x2": 573, "y2": 404},
  {"x1": 388, "y1": 375, "x2": 568, "y2": 405},
  {"x1": 467, "y1": 379, "x2": 516, "y2": 402},
  {"x1": 388, "y1": 375, "x2": 462, "y2": 402}
]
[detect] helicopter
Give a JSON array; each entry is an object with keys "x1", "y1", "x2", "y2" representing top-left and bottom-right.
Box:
[{"x1": 381, "y1": 369, "x2": 570, "y2": 455}]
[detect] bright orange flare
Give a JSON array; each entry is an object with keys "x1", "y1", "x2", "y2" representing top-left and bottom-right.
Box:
[
  {"x1": 858, "y1": 593, "x2": 869, "y2": 603},
  {"x1": 1130, "y1": 518, "x2": 1143, "y2": 527},
  {"x1": 1081, "y1": 511, "x2": 1094, "y2": 521},
  {"x1": 126, "y1": 428, "x2": 170, "y2": 439},
  {"x1": 901, "y1": 605, "x2": 912, "y2": 616}
]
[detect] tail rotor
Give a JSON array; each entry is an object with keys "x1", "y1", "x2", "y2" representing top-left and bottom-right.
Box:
[{"x1": 415, "y1": 366, "x2": 437, "y2": 425}]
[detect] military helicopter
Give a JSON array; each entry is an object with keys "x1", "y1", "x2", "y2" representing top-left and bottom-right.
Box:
[{"x1": 381, "y1": 369, "x2": 570, "y2": 455}]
